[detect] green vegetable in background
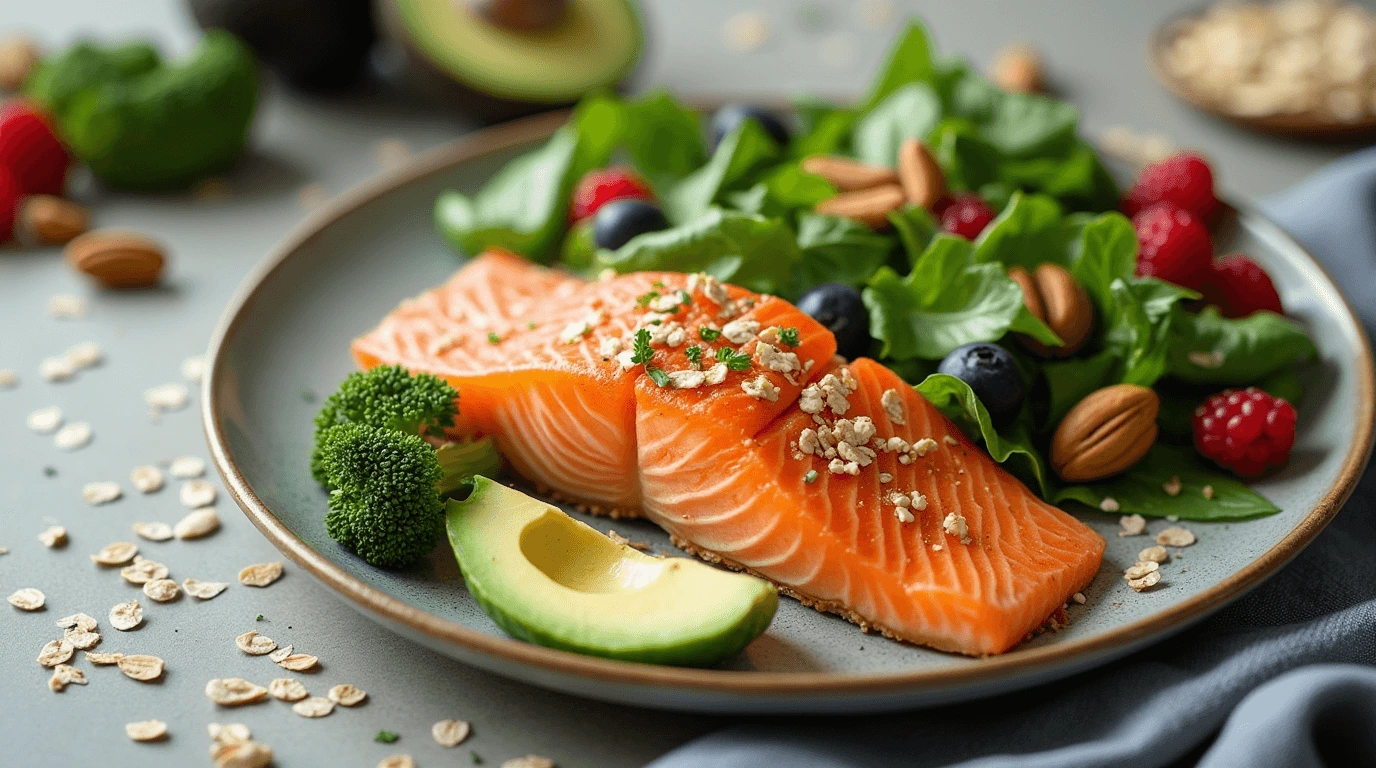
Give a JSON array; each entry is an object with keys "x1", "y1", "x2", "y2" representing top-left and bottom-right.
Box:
[
  {"x1": 863, "y1": 234, "x2": 1058, "y2": 361},
  {"x1": 25, "y1": 31, "x2": 258, "y2": 190},
  {"x1": 792, "y1": 213, "x2": 893, "y2": 290},
  {"x1": 916, "y1": 373, "x2": 1050, "y2": 496},
  {"x1": 664, "y1": 120, "x2": 781, "y2": 224},
  {"x1": 1054, "y1": 446, "x2": 1281, "y2": 521},
  {"x1": 851, "y1": 82, "x2": 942, "y2": 166},
  {"x1": 971, "y1": 191, "x2": 1065, "y2": 270},
  {"x1": 1167, "y1": 307, "x2": 1318, "y2": 385}
]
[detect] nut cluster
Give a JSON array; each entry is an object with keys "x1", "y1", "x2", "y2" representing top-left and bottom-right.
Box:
[{"x1": 807, "y1": 137, "x2": 946, "y2": 230}]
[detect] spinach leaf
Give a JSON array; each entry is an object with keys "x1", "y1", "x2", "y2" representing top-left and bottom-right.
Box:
[
  {"x1": 1002, "y1": 139, "x2": 1119, "y2": 212},
  {"x1": 864, "y1": 234, "x2": 1059, "y2": 360},
  {"x1": 664, "y1": 120, "x2": 781, "y2": 225},
  {"x1": 560, "y1": 218, "x2": 597, "y2": 272},
  {"x1": 1054, "y1": 445, "x2": 1280, "y2": 521},
  {"x1": 972, "y1": 192, "x2": 1066, "y2": 270},
  {"x1": 793, "y1": 213, "x2": 893, "y2": 290},
  {"x1": 916, "y1": 373, "x2": 1050, "y2": 496},
  {"x1": 948, "y1": 72, "x2": 1079, "y2": 159},
  {"x1": 930, "y1": 120, "x2": 1003, "y2": 193},
  {"x1": 1041, "y1": 349, "x2": 1119, "y2": 430},
  {"x1": 888, "y1": 205, "x2": 939, "y2": 266},
  {"x1": 619, "y1": 89, "x2": 707, "y2": 186},
  {"x1": 434, "y1": 124, "x2": 601, "y2": 262},
  {"x1": 1167, "y1": 307, "x2": 1318, "y2": 385},
  {"x1": 792, "y1": 98, "x2": 856, "y2": 158},
  {"x1": 1067, "y1": 211, "x2": 1137, "y2": 313},
  {"x1": 852, "y1": 82, "x2": 942, "y2": 166},
  {"x1": 1104, "y1": 277, "x2": 1198, "y2": 387},
  {"x1": 727, "y1": 162, "x2": 835, "y2": 220},
  {"x1": 593, "y1": 208, "x2": 799, "y2": 296},
  {"x1": 857, "y1": 21, "x2": 935, "y2": 112}
]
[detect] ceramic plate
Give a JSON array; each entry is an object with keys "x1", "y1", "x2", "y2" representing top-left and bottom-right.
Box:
[{"x1": 204, "y1": 111, "x2": 1374, "y2": 714}]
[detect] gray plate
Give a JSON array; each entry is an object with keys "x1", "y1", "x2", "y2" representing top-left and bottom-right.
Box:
[{"x1": 204, "y1": 112, "x2": 1374, "y2": 714}]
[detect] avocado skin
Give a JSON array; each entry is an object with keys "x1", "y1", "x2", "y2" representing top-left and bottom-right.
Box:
[{"x1": 188, "y1": 0, "x2": 376, "y2": 91}]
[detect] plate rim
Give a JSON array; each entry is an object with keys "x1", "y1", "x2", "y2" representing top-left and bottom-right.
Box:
[{"x1": 202, "y1": 109, "x2": 1376, "y2": 698}]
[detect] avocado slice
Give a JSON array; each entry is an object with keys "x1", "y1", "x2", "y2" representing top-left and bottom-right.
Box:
[
  {"x1": 446, "y1": 477, "x2": 777, "y2": 666},
  {"x1": 379, "y1": 0, "x2": 643, "y2": 120}
]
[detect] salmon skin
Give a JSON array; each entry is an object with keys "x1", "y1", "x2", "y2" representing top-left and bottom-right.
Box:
[{"x1": 353, "y1": 250, "x2": 1105, "y2": 655}]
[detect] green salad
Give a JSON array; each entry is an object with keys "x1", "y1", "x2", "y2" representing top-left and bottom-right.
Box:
[{"x1": 428, "y1": 19, "x2": 1317, "y2": 523}]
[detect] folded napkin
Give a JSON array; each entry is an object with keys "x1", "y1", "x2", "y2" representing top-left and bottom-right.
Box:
[{"x1": 649, "y1": 148, "x2": 1376, "y2": 768}]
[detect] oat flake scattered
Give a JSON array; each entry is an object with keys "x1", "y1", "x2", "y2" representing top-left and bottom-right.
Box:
[
  {"x1": 168, "y1": 455, "x2": 206, "y2": 478},
  {"x1": 37, "y1": 639, "x2": 75, "y2": 667},
  {"x1": 239, "y1": 562, "x2": 283, "y2": 587},
  {"x1": 1072, "y1": 592, "x2": 1087, "y2": 605},
  {"x1": 502, "y1": 756, "x2": 555, "y2": 768},
  {"x1": 1128, "y1": 569, "x2": 1162, "y2": 592},
  {"x1": 180, "y1": 479, "x2": 217, "y2": 508},
  {"x1": 118, "y1": 654, "x2": 165, "y2": 681},
  {"x1": 125, "y1": 720, "x2": 168, "y2": 742},
  {"x1": 206, "y1": 677, "x2": 268, "y2": 706},
  {"x1": 64, "y1": 627, "x2": 100, "y2": 650},
  {"x1": 183, "y1": 578, "x2": 228, "y2": 599},
  {"x1": 1124, "y1": 560, "x2": 1160, "y2": 581},
  {"x1": 86, "y1": 651, "x2": 124, "y2": 665},
  {"x1": 1139, "y1": 545, "x2": 1170, "y2": 564},
  {"x1": 27, "y1": 405, "x2": 62, "y2": 433},
  {"x1": 48, "y1": 294, "x2": 87, "y2": 318},
  {"x1": 277, "y1": 653, "x2": 319, "y2": 672},
  {"x1": 212, "y1": 741, "x2": 274, "y2": 768},
  {"x1": 143, "y1": 578, "x2": 180, "y2": 602},
  {"x1": 110, "y1": 599, "x2": 144, "y2": 630},
  {"x1": 292, "y1": 696, "x2": 335, "y2": 718},
  {"x1": 1118, "y1": 514, "x2": 1147, "y2": 537},
  {"x1": 133, "y1": 521, "x2": 174, "y2": 541},
  {"x1": 379, "y1": 757, "x2": 416, "y2": 768},
  {"x1": 181, "y1": 355, "x2": 207, "y2": 383},
  {"x1": 268, "y1": 645, "x2": 293, "y2": 663},
  {"x1": 40, "y1": 355, "x2": 77, "y2": 381},
  {"x1": 49, "y1": 663, "x2": 87, "y2": 691},
  {"x1": 121, "y1": 558, "x2": 169, "y2": 584},
  {"x1": 268, "y1": 677, "x2": 309, "y2": 702},
  {"x1": 236, "y1": 631, "x2": 277, "y2": 656},
  {"x1": 9, "y1": 588, "x2": 45, "y2": 610},
  {"x1": 83, "y1": 481, "x2": 123, "y2": 506},
  {"x1": 208, "y1": 722, "x2": 252, "y2": 744},
  {"x1": 66, "y1": 341, "x2": 102, "y2": 369},
  {"x1": 328, "y1": 684, "x2": 367, "y2": 706},
  {"x1": 174, "y1": 507, "x2": 221, "y2": 540},
  {"x1": 38, "y1": 525, "x2": 67, "y2": 548},
  {"x1": 0, "y1": 368, "x2": 17, "y2": 388},
  {"x1": 145, "y1": 382, "x2": 190, "y2": 413},
  {"x1": 54, "y1": 421, "x2": 92, "y2": 450},
  {"x1": 432, "y1": 719, "x2": 472, "y2": 747},
  {"x1": 1157, "y1": 527, "x2": 1197, "y2": 547},
  {"x1": 92, "y1": 541, "x2": 138, "y2": 566},
  {"x1": 1098, "y1": 497, "x2": 1120, "y2": 513},
  {"x1": 130, "y1": 465, "x2": 165, "y2": 493},
  {"x1": 57, "y1": 612, "x2": 97, "y2": 631}
]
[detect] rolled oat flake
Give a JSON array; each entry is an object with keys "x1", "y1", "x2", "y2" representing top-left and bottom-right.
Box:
[{"x1": 268, "y1": 677, "x2": 309, "y2": 702}]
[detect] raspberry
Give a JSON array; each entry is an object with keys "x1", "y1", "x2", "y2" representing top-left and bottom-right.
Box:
[
  {"x1": 1201, "y1": 254, "x2": 1284, "y2": 318},
  {"x1": 0, "y1": 101, "x2": 68, "y2": 196},
  {"x1": 1122, "y1": 152, "x2": 1218, "y2": 220},
  {"x1": 1193, "y1": 388, "x2": 1296, "y2": 477},
  {"x1": 569, "y1": 167, "x2": 653, "y2": 223},
  {"x1": 933, "y1": 193, "x2": 997, "y2": 240},
  {"x1": 1133, "y1": 203, "x2": 1213, "y2": 289},
  {"x1": 0, "y1": 165, "x2": 18, "y2": 241}
]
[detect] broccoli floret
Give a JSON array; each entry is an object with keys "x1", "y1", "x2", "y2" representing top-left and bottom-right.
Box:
[
  {"x1": 311, "y1": 365, "x2": 459, "y2": 485},
  {"x1": 317, "y1": 423, "x2": 444, "y2": 568},
  {"x1": 435, "y1": 437, "x2": 502, "y2": 497}
]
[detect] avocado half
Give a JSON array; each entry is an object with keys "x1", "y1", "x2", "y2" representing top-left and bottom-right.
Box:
[
  {"x1": 446, "y1": 477, "x2": 777, "y2": 666},
  {"x1": 377, "y1": 0, "x2": 643, "y2": 121}
]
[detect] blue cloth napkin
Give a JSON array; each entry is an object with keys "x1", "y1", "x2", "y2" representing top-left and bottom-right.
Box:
[{"x1": 649, "y1": 149, "x2": 1376, "y2": 768}]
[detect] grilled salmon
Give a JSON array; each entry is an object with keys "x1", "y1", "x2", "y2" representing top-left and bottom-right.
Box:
[{"x1": 352, "y1": 250, "x2": 1105, "y2": 655}]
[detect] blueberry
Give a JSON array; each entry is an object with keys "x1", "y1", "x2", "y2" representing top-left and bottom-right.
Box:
[
  {"x1": 592, "y1": 199, "x2": 669, "y2": 251},
  {"x1": 936, "y1": 343, "x2": 1025, "y2": 427},
  {"x1": 709, "y1": 104, "x2": 790, "y2": 151},
  {"x1": 796, "y1": 283, "x2": 870, "y2": 360}
]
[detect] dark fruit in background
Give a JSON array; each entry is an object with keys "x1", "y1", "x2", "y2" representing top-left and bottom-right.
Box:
[
  {"x1": 592, "y1": 199, "x2": 668, "y2": 251},
  {"x1": 937, "y1": 343, "x2": 1024, "y2": 427},
  {"x1": 710, "y1": 104, "x2": 790, "y2": 150},
  {"x1": 795, "y1": 283, "x2": 870, "y2": 361},
  {"x1": 188, "y1": 0, "x2": 376, "y2": 90}
]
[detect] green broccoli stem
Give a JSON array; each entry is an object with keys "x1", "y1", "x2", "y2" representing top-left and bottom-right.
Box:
[{"x1": 435, "y1": 437, "x2": 502, "y2": 497}]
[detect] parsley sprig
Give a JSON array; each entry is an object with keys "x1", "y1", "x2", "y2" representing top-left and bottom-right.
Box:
[
  {"x1": 631, "y1": 328, "x2": 670, "y2": 386},
  {"x1": 685, "y1": 345, "x2": 703, "y2": 369},
  {"x1": 777, "y1": 327, "x2": 800, "y2": 347},
  {"x1": 699, "y1": 327, "x2": 721, "y2": 342},
  {"x1": 715, "y1": 347, "x2": 752, "y2": 371}
]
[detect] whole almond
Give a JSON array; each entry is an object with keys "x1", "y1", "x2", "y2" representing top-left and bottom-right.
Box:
[
  {"x1": 20, "y1": 195, "x2": 90, "y2": 245},
  {"x1": 800, "y1": 155, "x2": 899, "y2": 192},
  {"x1": 896, "y1": 138, "x2": 945, "y2": 208},
  {"x1": 814, "y1": 183, "x2": 906, "y2": 230},
  {"x1": 64, "y1": 229, "x2": 165, "y2": 289},
  {"x1": 992, "y1": 43, "x2": 1044, "y2": 94},
  {"x1": 1008, "y1": 263, "x2": 1093, "y2": 357},
  {"x1": 1051, "y1": 384, "x2": 1159, "y2": 482},
  {"x1": 0, "y1": 36, "x2": 40, "y2": 92}
]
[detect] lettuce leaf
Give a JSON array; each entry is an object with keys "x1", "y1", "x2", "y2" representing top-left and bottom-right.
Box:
[
  {"x1": 793, "y1": 213, "x2": 893, "y2": 291},
  {"x1": 1167, "y1": 307, "x2": 1318, "y2": 385},
  {"x1": 857, "y1": 21, "x2": 936, "y2": 112},
  {"x1": 971, "y1": 191, "x2": 1066, "y2": 270},
  {"x1": 1054, "y1": 445, "x2": 1281, "y2": 521},
  {"x1": 916, "y1": 373, "x2": 1050, "y2": 496},
  {"x1": 852, "y1": 82, "x2": 942, "y2": 166},
  {"x1": 664, "y1": 120, "x2": 781, "y2": 224}
]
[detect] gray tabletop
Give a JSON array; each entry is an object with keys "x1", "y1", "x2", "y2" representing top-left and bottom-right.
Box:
[{"x1": 0, "y1": 1, "x2": 1363, "y2": 766}]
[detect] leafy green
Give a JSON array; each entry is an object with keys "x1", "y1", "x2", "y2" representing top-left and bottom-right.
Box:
[
  {"x1": 863, "y1": 234, "x2": 1059, "y2": 360},
  {"x1": 664, "y1": 121, "x2": 781, "y2": 224},
  {"x1": 852, "y1": 82, "x2": 942, "y2": 166},
  {"x1": 594, "y1": 208, "x2": 800, "y2": 297},
  {"x1": 617, "y1": 89, "x2": 707, "y2": 186},
  {"x1": 971, "y1": 192, "x2": 1066, "y2": 270},
  {"x1": 930, "y1": 120, "x2": 1003, "y2": 193},
  {"x1": 1104, "y1": 278, "x2": 1199, "y2": 387},
  {"x1": 631, "y1": 328, "x2": 653, "y2": 365},
  {"x1": 1054, "y1": 446, "x2": 1281, "y2": 521},
  {"x1": 947, "y1": 72, "x2": 1079, "y2": 158},
  {"x1": 1041, "y1": 350, "x2": 1120, "y2": 431},
  {"x1": 726, "y1": 162, "x2": 835, "y2": 220},
  {"x1": 888, "y1": 205, "x2": 939, "y2": 266},
  {"x1": 1067, "y1": 211, "x2": 1137, "y2": 312},
  {"x1": 857, "y1": 21, "x2": 935, "y2": 112},
  {"x1": 791, "y1": 98, "x2": 856, "y2": 158},
  {"x1": 793, "y1": 213, "x2": 893, "y2": 291},
  {"x1": 1167, "y1": 307, "x2": 1318, "y2": 385},
  {"x1": 560, "y1": 219, "x2": 597, "y2": 272},
  {"x1": 716, "y1": 347, "x2": 753, "y2": 371},
  {"x1": 916, "y1": 373, "x2": 1050, "y2": 496}
]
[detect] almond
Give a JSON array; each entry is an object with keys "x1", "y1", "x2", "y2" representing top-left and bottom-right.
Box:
[
  {"x1": 19, "y1": 195, "x2": 90, "y2": 245},
  {"x1": 64, "y1": 229, "x2": 165, "y2": 289},
  {"x1": 1051, "y1": 384, "x2": 1159, "y2": 482},
  {"x1": 800, "y1": 155, "x2": 899, "y2": 192},
  {"x1": 814, "y1": 183, "x2": 906, "y2": 230},
  {"x1": 992, "y1": 43, "x2": 1044, "y2": 94},
  {"x1": 896, "y1": 138, "x2": 945, "y2": 208},
  {"x1": 1008, "y1": 263, "x2": 1093, "y2": 357},
  {"x1": 0, "y1": 36, "x2": 40, "y2": 92}
]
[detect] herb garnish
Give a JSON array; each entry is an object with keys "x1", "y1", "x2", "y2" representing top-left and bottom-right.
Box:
[
  {"x1": 645, "y1": 366, "x2": 670, "y2": 387},
  {"x1": 374, "y1": 730, "x2": 400, "y2": 744},
  {"x1": 631, "y1": 328, "x2": 653, "y2": 364},
  {"x1": 716, "y1": 347, "x2": 752, "y2": 371},
  {"x1": 255, "y1": 614, "x2": 264, "y2": 621},
  {"x1": 778, "y1": 327, "x2": 801, "y2": 347},
  {"x1": 685, "y1": 345, "x2": 703, "y2": 369},
  {"x1": 804, "y1": 470, "x2": 818, "y2": 483},
  {"x1": 699, "y1": 326, "x2": 721, "y2": 342},
  {"x1": 486, "y1": 332, "x2": 501, "y2": 345},
  {"x1": 636, "y1": 290, "x2": 660, "y2": 308},
  {"x1": 527, "y1": 322, "x2": 537, "y2": 330}
]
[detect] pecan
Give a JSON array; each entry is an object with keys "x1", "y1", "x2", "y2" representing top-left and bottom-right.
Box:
[
  {"x1": 1008, "y1": 263, "x2": 1094, "y2": 357},
  {"x1": 1050, "y1": 384, "x2": 1159, "y2": 482}
]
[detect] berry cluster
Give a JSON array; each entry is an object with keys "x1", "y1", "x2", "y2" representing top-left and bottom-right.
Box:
[
  {"x1": 0, "y1": 100, "x2": 70, "y2": 240},
  {"x1": 1193, "y1": 388, "x2": 1297, "y2": 477}
]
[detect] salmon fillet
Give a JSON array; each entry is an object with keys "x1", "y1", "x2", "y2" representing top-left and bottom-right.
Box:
[{"x1": 353, "y1": 251, "x2": 1105, "y2": 655}]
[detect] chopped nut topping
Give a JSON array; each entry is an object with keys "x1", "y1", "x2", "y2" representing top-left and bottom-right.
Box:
[
  {"x1": 328, "y1": 684, "x2": 367, "y2": 706},
  {"x1": 92, "y1": 541, "x2": 138, "y2": 566},
  {"x1": 1072, "y1": 592, "x2": 1087, "y2": 605},
  {"x1": 109, "y1": 599, "x2": 143, "y2": 631},
  {"x1": 1118, "y1": 514, "x2": 1147, "y2": 537},
  {"x1": 118, "y1": 654, "x2": 165, "y2": 681},
  {"x1": 125, "y1": 720, "x2": 168, "y2": 742},
  {"x1": 239, "y1": 562, "x2": 284, "y2": 587},
  {"x1": 942, "y1": 435, "x2": 959, "y2": 446},
  {"x1": 206, "y1": 677, "x2": 268, "y2": 706},
  {"x1": 817, "y1": 373, "x2": 853, "y2": 415},
  {"x1": 598, "y1": 336, "x2": 623, "y2": 359},
  {"x1": 702, "y1": 362, "x2": 729, "y2": 385},
  {"x1": 1202, "y1": 484, "x2": 1215, "y2": 500},
  {"x1": 827, "y1": 458, "x2": 860, "y2": 476},
  {"x1": 914, "y1": 437, "x2": 940, "y2": 457},
  {"x1": 943, "y1": 512, "x2": 970, "y2": 543},
  {"x1": 880, "y1": 389, "x2": 906, "y2": 424},
  {"x1": 49, "y1": 663, "x2": 87, "y2": 692},
  {"x1": 559, "y1": 320, "x2": 592, "y2": 344},
  {"x1": 667, "y1": 369, "x2": 707, "y2": 389},
  {"x1": 721, "y1": 318, "x2": 760, "y2": 344},
  {"x1": 895, "y1": 507, "x2": 915, "y2": 523},
  {"x1": 183, "y1": 578, "x2": 228, "y2": 599},
  {"x1": 741, "y1": 375, "x2": 779, "y2": 402},
  {"x1": 1138, "y1": 545, "x2": 1170, "y2": 564},
  {"x1": 27, "y1": 406, "x2": 62, "y2": 433},
  {"x1": 1163, "y1": 475, "x2": 1182, "y2": 497},
  {"x1": 755, "y1": 342, "x2": 800, "y2": 373},
  {"x1": 180, "y1": 479, "x2": 217, "y2": 508},
  {"x1": 168, "y1": 455, "x2": 206, "y2": 478},
  {"x1": 1156, "y1": 527, "x2": 1197, "y2": 547},
  {"x1": 432, "y1": 719, "x2": 472, "y2": 747},
  {"x1": 1098, "y1": 497, "x2": 1120, "y2": 513},
  {"x1": 38, "y1": 639, "x2": 75, "y2": 667},
  {"x1": 54, "y1": 421, "x2": 92, "y2": 450},
  {"x1": 133, "y1": 522, "x2": 174, "y2": 541},
  {"x1": 83, "y1": 481, "x2": 123, "y2": 506},
  {"x1": 130, "y1": 465, "x2": 165, "y2": 493},
  {"x1": 798, "y1": 384, "x2": 825, "y2": 414},
  {"x1": 38, "y1": 525, "x2": 67, "y2": 548},
  {"x1": 174, "y1": 507, "x2": 221, "y2": 539},
  {"x1": 267, "y1": 677, "x2": 308, "y2": 701},
  {"x1": 292, "y1": 696, "x2": 336, "y2": 718}
]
